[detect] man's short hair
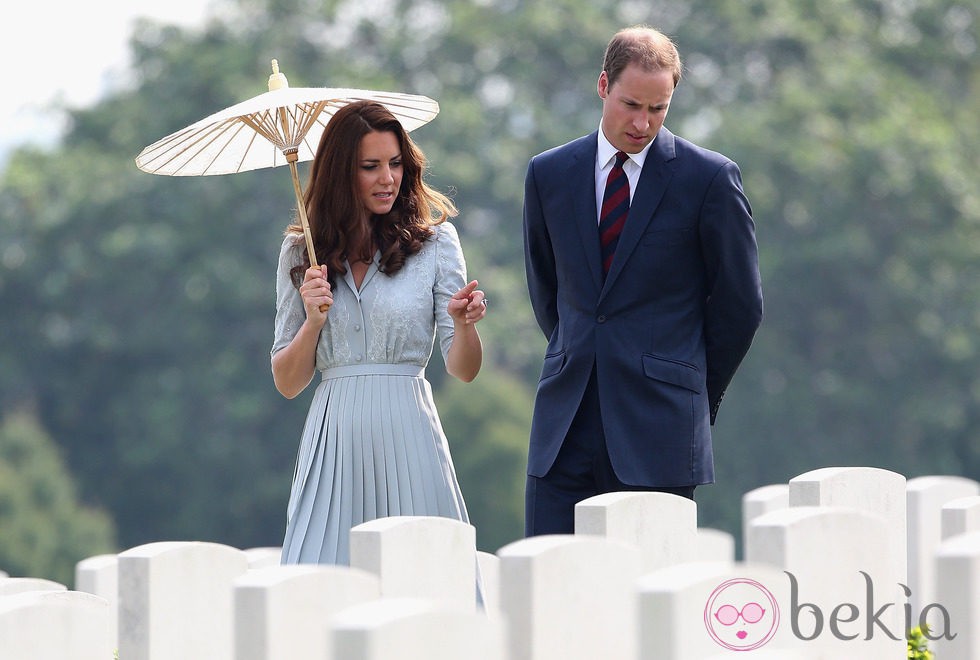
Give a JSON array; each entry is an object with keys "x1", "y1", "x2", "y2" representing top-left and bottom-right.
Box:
[{"x1": 602, "y1": 25, "x2": 683, "y2": 88}]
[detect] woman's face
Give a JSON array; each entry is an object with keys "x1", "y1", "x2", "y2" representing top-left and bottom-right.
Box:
[{"x1": 356, "y1": 130, "x2": 403, "y2": 217}]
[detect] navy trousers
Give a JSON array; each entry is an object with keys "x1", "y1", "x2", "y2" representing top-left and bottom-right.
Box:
[{"x1": 525, "y1": 367, "x2": 696, "y2": 537}]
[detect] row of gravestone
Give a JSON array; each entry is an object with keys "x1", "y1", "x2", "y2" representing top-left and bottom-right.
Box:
[{"x1": 1, "y1": 467, "x2": 979, "y2": 659}]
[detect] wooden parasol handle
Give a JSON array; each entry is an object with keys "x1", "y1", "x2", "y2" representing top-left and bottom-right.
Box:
[{"x1": 285, "y1": 149, "x2": 329, "y2": 313}]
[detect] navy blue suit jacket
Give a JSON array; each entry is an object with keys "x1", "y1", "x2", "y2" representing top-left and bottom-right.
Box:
[{"x1": 523, "y1": 127, "x2": 763, "y2": 487}]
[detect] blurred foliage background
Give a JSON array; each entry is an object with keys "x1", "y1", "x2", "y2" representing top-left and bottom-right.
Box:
[{"x1": 0, "y1": 0, "x2": 977, "y2": 585}]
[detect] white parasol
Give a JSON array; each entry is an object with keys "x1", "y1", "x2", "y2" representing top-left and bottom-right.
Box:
[{"x1": 135, "y1": 60, "x2": 440, "y2": 268}]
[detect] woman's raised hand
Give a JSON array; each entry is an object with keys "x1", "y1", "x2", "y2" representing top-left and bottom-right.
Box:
[{"x1": 448, "y1": 279, "x2": 487, "y2": 326}]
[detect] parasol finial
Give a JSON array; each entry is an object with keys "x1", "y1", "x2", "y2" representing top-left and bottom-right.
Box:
[{"x1": 268, "y1": 59, "x2": 289, "y2": 91}]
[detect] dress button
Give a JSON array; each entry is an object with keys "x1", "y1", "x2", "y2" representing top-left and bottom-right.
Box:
[
  {"x1": 597, "y1": 315, "x2": 607, "y2": 323},
  {"x1": 355, "y1": 355, "x2": 363, "y2": 362},
  {"x1": 354, "y1": 324, "x2": 361, "y2": 331}
]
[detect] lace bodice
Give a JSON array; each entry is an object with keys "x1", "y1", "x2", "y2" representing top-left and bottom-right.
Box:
[{"x1": 271, "y1": 222, "x2": 466, "y2": 371}]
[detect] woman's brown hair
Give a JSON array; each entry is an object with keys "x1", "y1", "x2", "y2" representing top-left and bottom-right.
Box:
[{"x1": 287, "y1": 100, "x2": 457, "y2": 287}]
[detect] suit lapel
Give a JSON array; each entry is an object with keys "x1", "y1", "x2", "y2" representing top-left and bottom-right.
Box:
[
  {"x1": 600, "y1": 127, "x2": 676, "y2": 299},
  {"x1": 568, "y1": 134, "x2": 604, "y2": 293}
]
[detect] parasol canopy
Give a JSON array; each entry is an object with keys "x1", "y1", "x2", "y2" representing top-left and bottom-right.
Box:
[{"x1": 135, "y1": 60, "x2": 440, "y2": 276}]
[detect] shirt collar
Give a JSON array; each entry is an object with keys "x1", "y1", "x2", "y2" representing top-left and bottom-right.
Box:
[{"x1": 597, "y1": 126, "x2": 654, "y2": 170}]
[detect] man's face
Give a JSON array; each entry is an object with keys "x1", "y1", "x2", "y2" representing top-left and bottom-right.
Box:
[{"x1": 598, "y1": 62, "x2": 674, "y2": 154}]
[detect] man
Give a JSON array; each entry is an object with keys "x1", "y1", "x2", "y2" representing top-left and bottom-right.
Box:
[{"x1": 522, "y1": 25, "x2": 763, "y2": 535}]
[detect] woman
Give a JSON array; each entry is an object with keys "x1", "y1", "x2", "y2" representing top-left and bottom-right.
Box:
[{"x1": 271, "y1": 100, "x2": 487, "y2": 565}]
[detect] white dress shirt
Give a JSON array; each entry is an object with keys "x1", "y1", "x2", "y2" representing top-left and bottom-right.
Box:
[{"x1": 594, "y1": 127, "x2": 654, "y2": 224}]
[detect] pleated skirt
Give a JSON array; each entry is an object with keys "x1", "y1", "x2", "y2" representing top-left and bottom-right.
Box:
[{"x1": 280, "y1": 364, "x2": 471, "y2": 566}]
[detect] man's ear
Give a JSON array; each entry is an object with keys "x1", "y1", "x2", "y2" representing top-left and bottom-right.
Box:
[{"x1": 597, "y1": 71, "x2": 609, "y2": 99}]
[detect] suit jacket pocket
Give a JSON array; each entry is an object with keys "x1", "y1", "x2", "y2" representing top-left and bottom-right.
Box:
[
  {"x1": 642, "y1": 354, "x2": 703, "y2": 393},
  {"x1": 641, "y1": 227, "x2": 693, "y2": 247},
  {"x1": 539, "y1": 350, "x2": 566, "y2": 381}
]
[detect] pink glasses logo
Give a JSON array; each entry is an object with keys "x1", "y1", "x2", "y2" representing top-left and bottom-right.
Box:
[{"x1": 704, "y1": 578, "x2": 780, "y2": 651}]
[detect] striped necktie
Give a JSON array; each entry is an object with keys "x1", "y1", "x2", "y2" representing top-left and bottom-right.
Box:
[{"x1": 599, "y1": 150, "x2": 630, "y2": 275}]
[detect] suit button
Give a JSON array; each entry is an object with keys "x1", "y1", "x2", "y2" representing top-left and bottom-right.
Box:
[{"x1": 597, "y1": 315, "x2": 607, "y2": 323}]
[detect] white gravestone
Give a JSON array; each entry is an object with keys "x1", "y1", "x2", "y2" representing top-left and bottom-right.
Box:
[
  {"x1": 497, "y1": 534, "x2": 642, "y2": 660},
  {"x1": 243, "y1": 546, "x2": 283, "y2": 569},
  {"x1": 933, "y1": 531, "x2": 980, "y2": 660},
  {"x1": 117, "y1": 541, "x2": 249, "y2": 660},
  {"x1": 0, "y1": 577, "x2": 66, "y2": 596},
  {"x1": 906, "y1": 475, "x2": 979, "y2": 618},
  {"x1": 350, "y1": 516, "x2": 477, "y2": 610},
  {"x1": 75, "y1": 553, "x2": 118, "y2": 648},
  {"x1": 941, "y1": 495, "x2": 980, "y2": 540},
  {"x1": 638, "y1": 561, "x2": 817, "y2": 658},
  {"x1": 476, "y1": 550, "x2": 501, "y2": 619},
  {"x1": 233, "y1": 564, "x2": 379, "y2": 660},
  {"x1": 575, "y1": 491, "x2": 697, "y2": 573},
  {"x1": 330, "y1": 597, "x2": 505, "y2": 660},
  {"x1": 747, "y1": 506, "x2": 904, "y2": 659},
  {"x1": 789, "y1": 467, "x2": 907, "y2": 593},
  {"x1": 0, "y1": 590, "x2": 112, "y2": 660},
  {"x1": 742, "y1": 484, "x2": 789, "y2": 549},
  {"x1": 697, "y1": 528, "x2": 736, "y2": 563}
]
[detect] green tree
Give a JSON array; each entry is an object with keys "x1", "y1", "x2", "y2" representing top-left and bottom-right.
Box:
[
  {"x1": 435, "y1": 369, "x2": 532, "y2": 552},
  {"x1": 0, "y1": 411, "x2": 116, "y2": 585}
]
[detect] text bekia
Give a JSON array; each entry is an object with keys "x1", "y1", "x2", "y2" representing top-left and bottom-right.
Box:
[{"x1": 787, "y1": 571, "x2": 955, "y2": 642}]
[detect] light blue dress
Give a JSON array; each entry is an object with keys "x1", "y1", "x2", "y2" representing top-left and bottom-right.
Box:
[{"x1": 272, "y1": 222, "x2": 472, "y2": 566}]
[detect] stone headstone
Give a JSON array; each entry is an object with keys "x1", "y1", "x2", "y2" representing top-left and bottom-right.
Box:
[
  {"x1": 789, "y1": 467, "x2": 907, "y2": 587},
  {"x1": 233, "y1": 564, "x2": 379, "y2": 660},
  {"x1": 0, "y1": 590, "x2": 112, "y2": 660},
  {"x1": 697, "y1": 528, "x2": 736, "y2": 563},
  {"x1": 747, "y1": 505, "x2": 904, "y2": 658},
  {"x1": 0, "y1": 577, "x2": 66, "y2": 596},
  {"x1": 75, "y1": 553, "x2": 118, "y2": 648},
  {"x1": 742, "y1": 484, "x2": 789, "y2": 549},
  {"x1": 498, "y1": 534, "x2": 641, "y2": 660},
  {"x1": 243, "y1": 547, "x2": 283, "y2": 569},
  {"x1": 906, "y1": 475, "x2": 979, "y2": 617},
  {"x1": 638, "y1": 561, "x2": 812, "y2": 657},
  {"x1": 118, "y1": 541, "x2": 249, "y2": 660},
  {"x1": 933, "y1": 531, "x2": 980, "y2": 660},
  {"x1": 476, "y1": 550, "x2": 501, "y2": 618},
  {"x1": 330, "y1": 597, "x2": 504, "y2": 660},
  {"x1": 575, "y1": 491, "x2": 697, "y2": 573},
  {"x1": 941, "y1": 495, "x2": 980, "y2": 540},
  {"x1": 350, "y1": 516, "x2": 477, "y2": 609}
]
